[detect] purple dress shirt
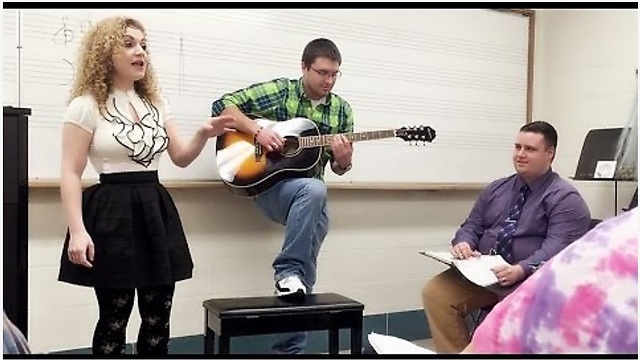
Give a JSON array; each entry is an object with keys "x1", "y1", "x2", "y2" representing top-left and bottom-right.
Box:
[{"x1": 452, "y1": 170, "x2": 591, "y2": 277}]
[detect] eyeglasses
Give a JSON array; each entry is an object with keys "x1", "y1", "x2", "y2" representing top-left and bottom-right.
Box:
[{"x1": 309, "y1": 67, "x2": 342, "y2": 80}]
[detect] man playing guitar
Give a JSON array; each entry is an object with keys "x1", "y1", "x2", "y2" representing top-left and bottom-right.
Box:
[{"x1": 211, "y1": 38, "x2": 354, "y2": 355}]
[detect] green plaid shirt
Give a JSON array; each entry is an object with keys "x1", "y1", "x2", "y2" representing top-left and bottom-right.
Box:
[{"x1": 211, "y1": 77, "x2": 355, "y2": 179}]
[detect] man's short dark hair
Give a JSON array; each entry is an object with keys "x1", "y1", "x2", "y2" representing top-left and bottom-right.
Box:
[
  {"x1": 301, "y1": 38, "x2": 342, "y2": 68},
  {"x1": 520, "y1": 121, "x2": 558, "y2": 149}
]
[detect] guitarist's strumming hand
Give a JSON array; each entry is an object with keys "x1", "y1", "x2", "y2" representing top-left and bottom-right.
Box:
[
  {"x1": 255, "y1": 126, "x2": 285, "y2": 152},
  {"x1": 331, "y1": 134, "x2": 353, "y2": 170},
  {"x1": 199, "y1": 115, "x2": 237, "y2": 138}
]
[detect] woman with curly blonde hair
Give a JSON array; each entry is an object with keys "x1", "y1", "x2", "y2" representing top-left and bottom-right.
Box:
[{"x1": 57, "y1": 16, "x2": 235, "y2": 355}]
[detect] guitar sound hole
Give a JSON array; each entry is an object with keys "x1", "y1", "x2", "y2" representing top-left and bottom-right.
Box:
[{"x1": 280, "y1": 137, "x2": 300, "y2": 157}]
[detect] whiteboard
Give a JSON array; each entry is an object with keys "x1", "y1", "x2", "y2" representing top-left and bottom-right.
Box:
[{"x1": 3, "y1": 9, "x2": 529, "y2": 184}]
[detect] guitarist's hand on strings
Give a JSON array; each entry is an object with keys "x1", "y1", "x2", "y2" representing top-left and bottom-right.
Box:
[
  {"x1": 331, "y1": 134, "x2": 353, "y2": 169},
  {"x1": 255, "y1": 126, "x2": 284, "y2": 152}
]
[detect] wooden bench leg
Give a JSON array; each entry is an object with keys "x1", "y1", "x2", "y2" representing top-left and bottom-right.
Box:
[
  {"x1": 351, "y1": 315, "x2": 363, "y2": 355},
  {"x1": 204, "y1": 310, "x2": 215, "y2": 355},
  {"x1": 329, "y1": 328, "x2": 339, "y2": 355},
  {"x1": 205, "y1": 327, "x2": 216, "y2": 355},
  {"x1": 219, "y1": 334, "x2": 231, "y2": 354}
]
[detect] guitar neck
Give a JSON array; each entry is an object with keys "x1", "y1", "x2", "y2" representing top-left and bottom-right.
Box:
[{"x1": 299, "y1": 129, "x2": 396, "y2": 148}]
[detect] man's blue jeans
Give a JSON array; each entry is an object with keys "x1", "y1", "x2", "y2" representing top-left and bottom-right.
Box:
[{"x1": 254, "y1": 178, "x2": 329, "y2": 354}]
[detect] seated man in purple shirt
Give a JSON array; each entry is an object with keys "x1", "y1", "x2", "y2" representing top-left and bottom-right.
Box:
[{"x1": 421, "y1": 121, "x2": 591, "y2": 353}]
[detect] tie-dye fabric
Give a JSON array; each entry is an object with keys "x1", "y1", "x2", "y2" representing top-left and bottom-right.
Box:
[{"x1": 472, "y1": 208, "x2": 638, "y2": 354}]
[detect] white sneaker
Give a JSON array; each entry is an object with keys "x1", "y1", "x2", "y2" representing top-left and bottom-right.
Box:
[{"x1": 275, "y1": 275, "x2": 306, "y2": 299}]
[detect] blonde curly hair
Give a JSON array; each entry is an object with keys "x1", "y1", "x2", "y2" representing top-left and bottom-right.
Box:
[{"x1": 70, "y1": 16, "x2": 160, "y2": 112}]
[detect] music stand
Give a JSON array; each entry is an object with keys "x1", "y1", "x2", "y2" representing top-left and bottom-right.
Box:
[
  {"x1": 572, "y1": 127, "x2": 634, "y2": 215},
  {"x1": 573, "y1": 127, "x2": 624, "y2": 181}
]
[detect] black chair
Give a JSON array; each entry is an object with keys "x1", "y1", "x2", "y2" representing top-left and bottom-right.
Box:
[
  {"x1": 468, "y1": 305, "x2": 494, "y2": 337},
  {"x1": 589, "y1": 218, "x2": 603, "y2": 230},
  {"x1": 202, "y1": 292, "x2": 364, "y2": 355}
]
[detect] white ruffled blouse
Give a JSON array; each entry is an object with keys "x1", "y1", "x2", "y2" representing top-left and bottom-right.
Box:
[{"x1": 63, "y1": 89, "x2": 171, "y2": 173}]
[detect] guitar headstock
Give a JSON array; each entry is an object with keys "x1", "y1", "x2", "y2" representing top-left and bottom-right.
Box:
[{"x1": 396, "y1": 126, "x2": 437, "y2": 143}]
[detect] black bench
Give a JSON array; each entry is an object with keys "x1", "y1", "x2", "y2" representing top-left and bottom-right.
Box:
[{"x1": 202, "y1": 292, "x2": 364, "y2": 355}]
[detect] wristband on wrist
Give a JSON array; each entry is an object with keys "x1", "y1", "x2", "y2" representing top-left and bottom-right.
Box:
[{"x1": 253, "y1": 126, "x2": 263, "y2": 144}]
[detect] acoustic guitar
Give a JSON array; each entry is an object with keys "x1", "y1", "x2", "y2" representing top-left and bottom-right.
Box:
[{"x1": 215, "y1": 117, "x2": 436, "y2": 197}]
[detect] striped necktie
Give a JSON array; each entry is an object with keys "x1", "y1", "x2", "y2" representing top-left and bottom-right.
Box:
[{"x1": 495, "y1": 185, "x2": 530, "y2": 263}]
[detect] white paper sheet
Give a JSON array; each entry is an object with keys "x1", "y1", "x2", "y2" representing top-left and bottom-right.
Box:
[
  {"x1": 453, "y1": 255, "x2": 509, "y2": 287},
  {"x1": 368, "y1": 332, "x2": 435, "y2": 354},
  {"x1": 419, "y1": 251, "x2": 509, "y2": 287},
  {"x1": 594, "y1": 160, "x2": 617, "y2": 178}
]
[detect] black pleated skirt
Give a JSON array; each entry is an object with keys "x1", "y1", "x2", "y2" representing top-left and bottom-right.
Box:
[{"x1": 58, "y1": 171, "x2": 193, "y2": 288}]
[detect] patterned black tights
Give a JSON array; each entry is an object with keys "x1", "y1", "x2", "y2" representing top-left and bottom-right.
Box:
[{"x1": 92, "y1": 284, "x2": 175, "y2": 355}]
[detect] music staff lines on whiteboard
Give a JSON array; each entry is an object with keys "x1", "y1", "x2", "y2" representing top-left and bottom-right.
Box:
[
  {"x1": 159, "y1": 72, "x2": 261, "y2": 97},
  {"x1": 22, "y1": 58, "x2": 75, "y2": 86},
  {"x1": 344, "y1": 90, "x2": 523, "y2": 116},
  {"x1": 350, "y1": 57, "x2": 526, "y2": 90},
  {"x1": 142, "y1": 27, "x2": 294, "y2": 65},
  {"x1": 201, "y1": 9, "x2": 525, "y2": 65},
  {"x1": 144, "y1": 19, "x2": 298, "y2": 62},
  {"x1": 345, "y1": 64, "x2": 525, "y2": 93},
  {"x1": 283, "y1": 11, "x2": 526, "y2": 64},
  {"x1": 342, "y1": 99, "x2": 522, "y2": 123},
  {"x1": 162, "y1": 40, "x2": 293, "y2": 70},
  {"x1": 344, "y1": 91, "x2": 523, "y2": 118}
]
